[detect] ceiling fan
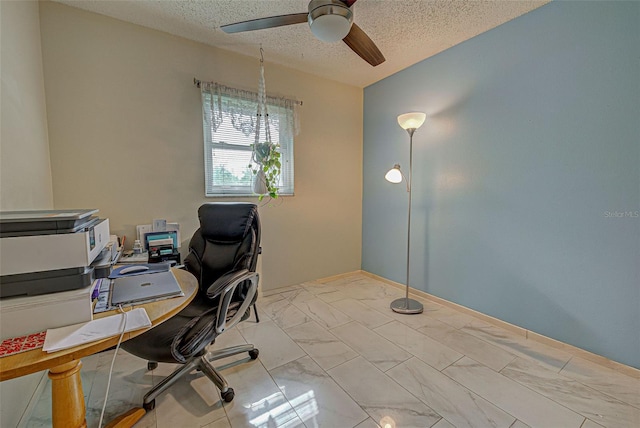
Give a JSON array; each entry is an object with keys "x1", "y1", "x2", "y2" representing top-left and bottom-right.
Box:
[{"x1": 220, "y1": 0, "x2": 385, "y2": 67}]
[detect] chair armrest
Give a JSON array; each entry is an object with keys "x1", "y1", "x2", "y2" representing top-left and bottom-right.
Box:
[
  {"x1": 206, "y1": 269, "x2": 252, "y2": 298},
  {"x1": 169, "y1": 269, "x2": 258, "y2": 363},
  {"x1": 207, "y1": 269, "x2": 258, "y2": 334}
]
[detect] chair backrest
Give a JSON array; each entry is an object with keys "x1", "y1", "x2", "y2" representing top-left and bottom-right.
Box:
[{"x1": 184, "y1": 203, "x2": 260, "y2": 298}]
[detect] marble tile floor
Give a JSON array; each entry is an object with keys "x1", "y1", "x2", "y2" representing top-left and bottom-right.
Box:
[{"x1": 25, "y1": 273, "x2": 639, "y2": 428}]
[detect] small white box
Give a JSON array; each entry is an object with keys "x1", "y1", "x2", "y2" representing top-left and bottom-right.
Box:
[{"x1": 0, "y1": 284, "x2": 94, "y2": 340}]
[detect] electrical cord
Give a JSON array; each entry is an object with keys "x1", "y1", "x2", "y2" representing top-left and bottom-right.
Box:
[{"x1": 98, "y1": 304, "x2": 128, "y2": 428}]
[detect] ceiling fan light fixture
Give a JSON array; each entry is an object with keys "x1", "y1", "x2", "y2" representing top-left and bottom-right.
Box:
[{"x1": 308, "y1": 1, "x2": 353, "y2": 43}]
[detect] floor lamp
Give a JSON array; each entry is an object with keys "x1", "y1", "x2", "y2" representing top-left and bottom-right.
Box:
[{"x1": 385, "y1": 112, "x2": 426, "y2": 314}]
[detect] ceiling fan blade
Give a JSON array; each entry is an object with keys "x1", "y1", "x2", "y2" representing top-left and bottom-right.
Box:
[
  {"x1": 221, "y1": 13, "x2": 308, "y2": 34},
  {"x1": 342, "y1": 23, "x2": 385, "y2": 66},
  {"x1": 339, "y1": 0, "x2": 358, "y2": 6}
]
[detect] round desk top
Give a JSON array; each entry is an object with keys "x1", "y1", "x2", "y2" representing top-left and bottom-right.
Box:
[{"x1": 0, "y1": 268, "x2": 198, "y2": 382}]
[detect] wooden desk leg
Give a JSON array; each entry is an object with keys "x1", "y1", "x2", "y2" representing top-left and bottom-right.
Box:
[{"x1": 48, "y1": 360, "x2": 87, "y2": 428}]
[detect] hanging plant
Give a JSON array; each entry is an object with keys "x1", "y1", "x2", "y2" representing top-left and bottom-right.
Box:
[
  {"x1": 250, "y1": 141, "x2": 281, "y2": 201},
  {"x1": 249, "y1": 48, "x2": 282, "y2": 202}
]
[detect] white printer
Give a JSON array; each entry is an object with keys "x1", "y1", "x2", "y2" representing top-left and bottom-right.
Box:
[{"x1": 0, "y1": 209, "x2": 110, "y2": 298}]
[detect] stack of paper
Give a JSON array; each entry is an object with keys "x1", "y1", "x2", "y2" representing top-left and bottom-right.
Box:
[{"x1": 43, "y1": 308, "x2": 151, "y2": 352}]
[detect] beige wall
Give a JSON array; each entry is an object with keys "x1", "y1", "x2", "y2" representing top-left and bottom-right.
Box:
[
  {"x1": 0, "y1": 2, "x2": 52, "y2": 426},
  {"x1": 0, "y1": 0, "x2": 53, "y2": 210},
  {"x1": 40, "y1": 2, "x2": 363, "y2": 290}
]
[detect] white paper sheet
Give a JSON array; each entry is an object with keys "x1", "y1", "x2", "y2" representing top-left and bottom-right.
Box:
[{"x1": 43, "y1": 308, "x2": 151, "y2": 352}]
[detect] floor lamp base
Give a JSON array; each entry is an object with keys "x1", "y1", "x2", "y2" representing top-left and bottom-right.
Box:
[{"x1": 390, "y1": 297, "x2": 424, "y2": 314}]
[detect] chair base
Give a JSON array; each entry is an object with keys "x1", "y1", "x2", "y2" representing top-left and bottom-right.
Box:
[{"x1": 142, "y1": 344, "x2": 257, "y2": 408}]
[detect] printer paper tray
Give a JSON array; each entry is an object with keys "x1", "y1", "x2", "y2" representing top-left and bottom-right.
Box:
[{"x1": 0, "y1": 267, "x2": 94, "y2": 298}]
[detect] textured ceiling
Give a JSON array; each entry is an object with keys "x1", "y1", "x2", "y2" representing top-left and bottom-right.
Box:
[{"x1": 53, "y1": 0, "x2": 549, "y2": 88}]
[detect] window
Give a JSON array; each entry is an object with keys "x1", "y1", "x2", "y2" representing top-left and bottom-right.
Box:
[{"x1": 201, "y1": 82, "x2": 297, "y2": 197}]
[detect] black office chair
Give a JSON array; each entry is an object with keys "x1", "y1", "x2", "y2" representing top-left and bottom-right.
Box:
[{"x1": 122, "y1": 202, "x2": 261, "y2": 409}]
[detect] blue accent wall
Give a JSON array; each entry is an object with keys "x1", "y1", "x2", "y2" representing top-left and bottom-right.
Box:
[{"x1": 362, "y1": 1, "x2": 639, "y2": 368}]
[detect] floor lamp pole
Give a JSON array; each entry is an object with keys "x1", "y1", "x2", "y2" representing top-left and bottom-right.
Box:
[{"x1": 390, "y1": 127, "x2": 424, "y2": 314}]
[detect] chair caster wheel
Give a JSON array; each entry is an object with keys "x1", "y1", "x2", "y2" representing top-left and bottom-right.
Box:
[
  {"x1": 249, "y1": 349, "x2": 259, "y2": 360},
  {"x1": 147, "y1": 361, "x2": 158, "y2": 371},
  {"x1": 143, "y1": 399, "x2": 156, "y2": 411},
  {"x1": 221, "y1": 388, "x2": 235, "y2": 403}
]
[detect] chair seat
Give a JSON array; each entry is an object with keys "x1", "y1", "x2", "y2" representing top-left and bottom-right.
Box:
[{"x1": 122, "y1": 293, "x2": 214, "y2": 363}]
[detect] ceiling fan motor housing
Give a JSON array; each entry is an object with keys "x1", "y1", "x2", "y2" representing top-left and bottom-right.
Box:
[{"x1": 308, "y1": 0, "x2": 354, "y2": 43}]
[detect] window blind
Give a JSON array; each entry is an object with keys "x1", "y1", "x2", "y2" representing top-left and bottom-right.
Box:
[{"x1": 201, "y1": 91, "x2": 295, "y2": 197}]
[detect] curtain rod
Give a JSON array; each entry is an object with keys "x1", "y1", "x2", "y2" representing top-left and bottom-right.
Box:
[{"x1": 193, "y1": 78, "x2": 303, "y2": 106}]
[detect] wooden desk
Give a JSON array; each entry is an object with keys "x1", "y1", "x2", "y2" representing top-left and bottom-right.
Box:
[{"x1": 0, "y1": 268, "x2": 198, "y2": 428}]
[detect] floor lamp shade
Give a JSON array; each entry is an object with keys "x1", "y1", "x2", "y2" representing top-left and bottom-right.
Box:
[
  {"x1": 385, "y1": 165, "x2": 403, "y2": 184},
  {"x1": 397, "y1": 112, "x2": 426, "y2": 130}
]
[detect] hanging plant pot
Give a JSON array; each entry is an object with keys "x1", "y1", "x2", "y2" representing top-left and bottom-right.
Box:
[
  {"x1": 250, "y1": 141, "x2": 281, "y2": 201},
  {"x1": 253, "y1": 169, "x2": 268, "y2": 195}
]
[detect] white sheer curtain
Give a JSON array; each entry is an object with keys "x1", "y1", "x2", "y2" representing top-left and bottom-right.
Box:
[{"x1": 200, "y1": 81, "x2": 300, "y2": 140}]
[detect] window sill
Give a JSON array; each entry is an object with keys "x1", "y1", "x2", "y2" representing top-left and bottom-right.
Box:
[{"x1": 205, "y1": 193, "x2": 295, "y2": 198}]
